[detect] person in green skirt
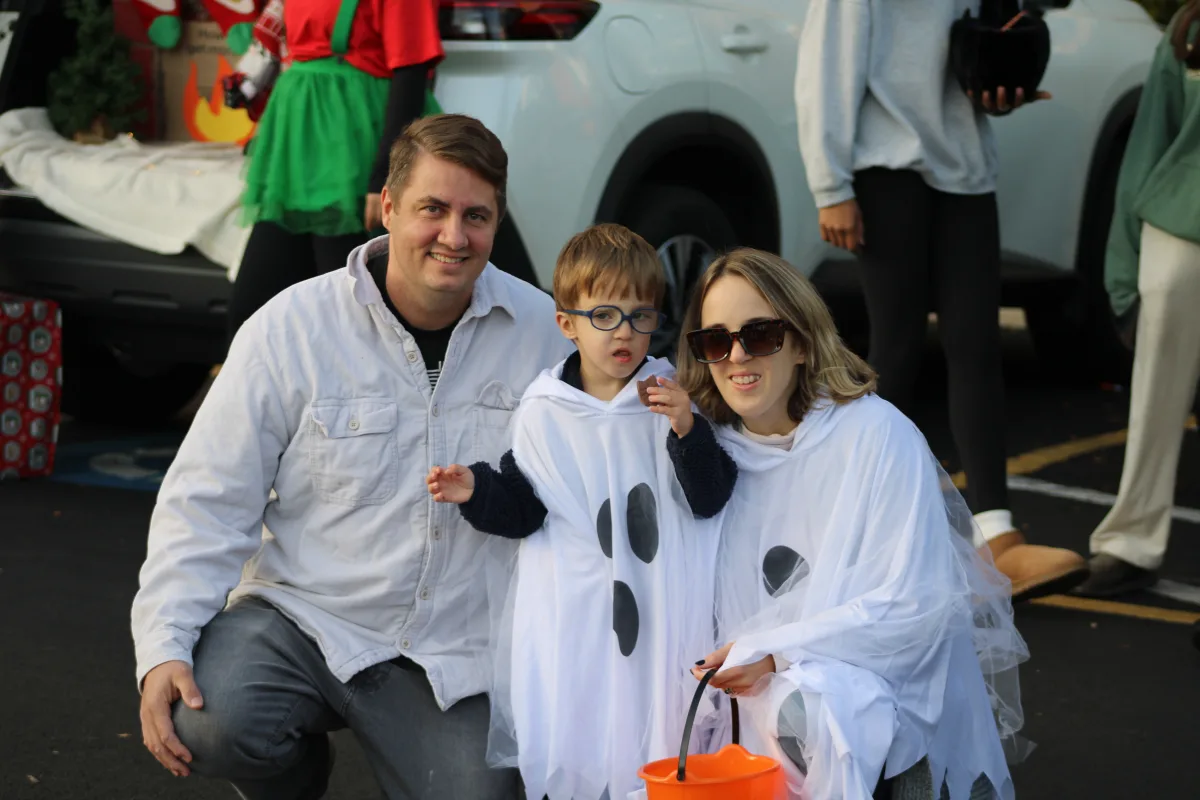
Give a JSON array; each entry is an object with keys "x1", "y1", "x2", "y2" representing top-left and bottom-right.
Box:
[{"x1": 225, "y1": 0, "x2": 444, "y2": 346}]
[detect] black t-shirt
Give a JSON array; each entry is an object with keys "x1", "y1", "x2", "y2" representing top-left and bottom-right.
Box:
[{"x1": 368, "y1": 253, "x2": 458, "y2": 390}]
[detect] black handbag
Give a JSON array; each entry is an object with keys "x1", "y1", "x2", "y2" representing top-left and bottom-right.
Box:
[{"x1": 949, "y1": 0, "x2": 1052, "y2": 110}]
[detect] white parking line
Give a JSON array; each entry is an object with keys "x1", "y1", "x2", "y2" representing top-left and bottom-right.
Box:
[
  {"x1": 1149, "y1": 580, "x2": 1200, "y2": 607},
  {"x1": 1007, "y1": 475, "x2": 1200, "y2": 525},
  {"x1": 1008, "y1": 475, "x2": 1200, "y2": 607}
]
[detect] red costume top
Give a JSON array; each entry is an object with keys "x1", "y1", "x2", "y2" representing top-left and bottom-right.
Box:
[{"x1": 285, "y1": 0, "x2": 444, "y2": 78}]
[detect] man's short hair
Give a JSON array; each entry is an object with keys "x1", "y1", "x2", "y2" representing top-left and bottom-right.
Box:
[
  {"x1": 552, "y1": 223, "x2": 666, "y2": 311},
  {"x1": 385, "y1": 114, "x2": 509, "y2": 219}
]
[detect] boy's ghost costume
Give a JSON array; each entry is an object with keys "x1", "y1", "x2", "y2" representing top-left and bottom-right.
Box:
[
  {"x1": 486, "y1": 356, "x2": 722, "y2": 800},
  {"x1": 705, "y1": 394, "x2": 1029, "y2": 800}
]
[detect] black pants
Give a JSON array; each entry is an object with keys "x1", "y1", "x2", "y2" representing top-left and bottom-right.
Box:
[
  {"x1": 853, "y1": 168, "x2": 1007, "y2": 514},
  {"x1": 227, "y1": 221, "x2": 368, "y2": 347}
]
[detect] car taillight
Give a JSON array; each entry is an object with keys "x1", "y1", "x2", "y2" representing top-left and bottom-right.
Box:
[{"x1": 439, "y1": 0, "x2": 600, "y2": 41}]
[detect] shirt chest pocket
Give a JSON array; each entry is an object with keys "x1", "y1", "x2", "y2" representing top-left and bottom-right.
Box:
[
  {"x1": 472, "y1": 380, "x2": 517, "y2": 463},
  {"x1": 308, "y1": 399, "x2": 399, "y2": 506}
]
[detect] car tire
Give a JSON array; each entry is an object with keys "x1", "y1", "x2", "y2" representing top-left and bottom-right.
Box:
[
  {"x1": 620, "y1": 184, "x2": 740, "y2": 359},
  {"x1": 60, "y1": 339, "x2": 213, "y2": 425},
  {"x1": 1022, "y1": 134, "x2": 1134, "y2": 385}
]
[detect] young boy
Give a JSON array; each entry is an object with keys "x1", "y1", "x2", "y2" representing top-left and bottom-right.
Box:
[{"x1": 426, "y1": 223, "x2": 736, "y2": 800}]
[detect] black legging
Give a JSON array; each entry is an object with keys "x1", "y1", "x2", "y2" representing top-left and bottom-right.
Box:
[
  {"x1": 853, "y1": 167, "x2": 1007, "y2": 514},
  {"x1": 226, "y1": 221, "x2": 368, "y2": 347}
]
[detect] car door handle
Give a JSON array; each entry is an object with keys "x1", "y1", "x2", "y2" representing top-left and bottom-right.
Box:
[{"x1": 721, "y1": 31, "x2": 768, "y2": 54}]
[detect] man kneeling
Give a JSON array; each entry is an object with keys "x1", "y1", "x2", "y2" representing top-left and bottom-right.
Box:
[{"x1": 130, "y1": 114, "x2": 572, "y2": 799}]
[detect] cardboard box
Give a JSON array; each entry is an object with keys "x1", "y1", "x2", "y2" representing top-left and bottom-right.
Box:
[
  {"x1": 158, "y1": 20, "x2": 258, "y2": 145},
  {"x1": 112, "y1": 0, "x2": 258, "y2": 144}
]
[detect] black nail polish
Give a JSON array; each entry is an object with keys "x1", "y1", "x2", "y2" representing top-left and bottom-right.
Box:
[{"x1": 695, "y1": 660, "x2": 705, "y2": 665}]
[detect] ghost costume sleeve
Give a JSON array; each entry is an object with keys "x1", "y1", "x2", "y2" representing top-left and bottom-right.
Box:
[{"x1": 712, "y1": 400, "x2": 1029, "y2": 800}]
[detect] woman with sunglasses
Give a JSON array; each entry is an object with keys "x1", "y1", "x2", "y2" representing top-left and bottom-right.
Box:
[{"x1": 677, "y1": 248, "x2": 1028, "y2": 800}]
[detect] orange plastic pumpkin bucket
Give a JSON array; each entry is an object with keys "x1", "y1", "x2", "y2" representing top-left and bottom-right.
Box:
[{"x1": 639, "y1": 669, "x2": 787, "y2": 799}]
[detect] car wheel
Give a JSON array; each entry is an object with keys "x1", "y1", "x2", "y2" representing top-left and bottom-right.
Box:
[
  {"x1": 621, "y1": 185, "x2": 739, "y2": 359},
  {"x1": 1022, "y1": 135, "x2": 1134, "y2": 385},
  {"x1": 60, "y1": 338, "x2": 213, "y2": 425}
]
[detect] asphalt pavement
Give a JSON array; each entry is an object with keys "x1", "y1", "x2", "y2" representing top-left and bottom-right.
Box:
[{"x1": 2, "y1": 321, "x2": 1199, "y2": 800}]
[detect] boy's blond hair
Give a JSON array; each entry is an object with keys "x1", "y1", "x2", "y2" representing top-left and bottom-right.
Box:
[{"x1": 552, "y1": 223, "x2": 666, "y2": 311}]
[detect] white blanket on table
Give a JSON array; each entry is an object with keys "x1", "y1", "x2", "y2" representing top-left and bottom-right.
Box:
[{"x1": 0, "y1": 107, "x2": 250, "y2": 278}]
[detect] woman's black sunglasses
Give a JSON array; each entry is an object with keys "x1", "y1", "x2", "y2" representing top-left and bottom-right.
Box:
[{"x1": 686, "y1": 319, "x2": 793, "y2": 363}]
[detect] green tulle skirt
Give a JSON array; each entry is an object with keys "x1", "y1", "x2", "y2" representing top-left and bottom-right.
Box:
[{"x1": 240, "y1": 58, "x2": 391, "y2": 237}]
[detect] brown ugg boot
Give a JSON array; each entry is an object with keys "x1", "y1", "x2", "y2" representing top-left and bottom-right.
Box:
[{"x1": 986, "y1": 530, "x2": 1089, "y2": 603}]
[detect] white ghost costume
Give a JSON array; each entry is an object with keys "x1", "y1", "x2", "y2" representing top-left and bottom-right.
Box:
[
  {"x1": 703, "y1": 393, "x2": 1029, "y2": 800},
  {"x1": 486, "y1": 356, "x2": 724, "y2": 800}
]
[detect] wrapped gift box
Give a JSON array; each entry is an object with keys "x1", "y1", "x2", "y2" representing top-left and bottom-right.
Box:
[{"x1": 0, "y1": 293, "x2": 63, "y2": 480}]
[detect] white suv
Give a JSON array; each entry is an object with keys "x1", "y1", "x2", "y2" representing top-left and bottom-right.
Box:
[
  {"x1": 436, "y1": 0, "x2": 1163, "y2": 376},
  {"x1": 0, "y1": 0, "x2": 1165, "y2": 423}
]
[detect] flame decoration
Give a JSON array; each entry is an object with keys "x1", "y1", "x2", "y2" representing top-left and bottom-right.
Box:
[{"x1": 182, "y1": 55, "x2": 257, "y2": 145}]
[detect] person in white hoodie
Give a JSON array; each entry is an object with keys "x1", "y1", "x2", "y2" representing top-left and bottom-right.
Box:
[
  {"x1": 130, "y1": 114, "x2": 574, "y2": 800},
  {"x1": 794, "y1": 0, "x2": 1087, "y2": 602},
  {"x1": 677, "y1": 248, "x2": 1029, "y2": 800}
]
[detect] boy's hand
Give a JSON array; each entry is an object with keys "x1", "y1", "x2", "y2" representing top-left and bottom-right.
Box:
[
  {"x1": 646, "y1": 376, "x2": 695, "y2": 438},
  {"x1": 427, "y1": 464, "x2": 475, "y2": 504}
]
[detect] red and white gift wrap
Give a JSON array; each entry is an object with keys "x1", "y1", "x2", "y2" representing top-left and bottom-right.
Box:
[{"x1": 0, "y1": 294, "x2": 62, "y2": 480}]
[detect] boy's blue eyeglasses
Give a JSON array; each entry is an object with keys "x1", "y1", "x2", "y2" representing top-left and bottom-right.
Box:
[{"x1": 562, "y1": 305, "x2": 667, "y2": 334}]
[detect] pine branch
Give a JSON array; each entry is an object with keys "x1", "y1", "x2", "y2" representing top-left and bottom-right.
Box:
[{"x1": 47, "y1": 0, "x2": 147, "y2": 140}]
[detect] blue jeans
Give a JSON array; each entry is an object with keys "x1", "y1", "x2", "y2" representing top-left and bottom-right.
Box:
[{"x1": 172, "y1": 596, "x2": 520, "y2": 800}]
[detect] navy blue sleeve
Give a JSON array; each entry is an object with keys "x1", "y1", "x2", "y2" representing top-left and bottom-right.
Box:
[
  {"x1": 368, "y1": 62, "x2": 432, "y2": 194},
  {"x1": 667, "y1": 416, "x2": 738, "y2": 519},
  {"x1": 458, "y1": 450, "x2": 548, "y2": 539}
]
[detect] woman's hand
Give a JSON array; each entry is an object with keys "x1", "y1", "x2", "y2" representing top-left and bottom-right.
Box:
[
  {"x1": 968, "y1": 86, "x2": 1052, "y2": 115},
  {"x1": 645, "y1": 376, "x2": 695, "y2": 438},
  {"x1": 691, "y1": 642, "x2": 777, "y2": 696},
  {"x1": 818, "y1": 199, "x2": 865, "y2": 254},
  {"x1": 427, "y1": 464, "x2": 475, "y2": 504},
  {"x1": 364, "y1": 193, "x2": 383, "y2": 232}
]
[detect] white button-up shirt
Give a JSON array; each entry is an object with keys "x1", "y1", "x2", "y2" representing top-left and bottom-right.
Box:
[{"x1": 131, "y1": 235, "x2": 573, "y2": 710}]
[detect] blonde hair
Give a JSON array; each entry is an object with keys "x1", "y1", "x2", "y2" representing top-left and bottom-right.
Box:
[
  {"x1": 676, "y1": 247, "x2": 877, "y2": 426},
  {"x1": 552, "y1": 223, "x2": 666, "y2": 311}
]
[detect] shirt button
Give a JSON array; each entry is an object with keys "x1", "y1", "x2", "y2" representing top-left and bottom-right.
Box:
[
  {"x1": 420, "y1": 588, "x2": 430, "y2": 601},
  {"x1": 401, "y1": 638, "x2": 411, "y2": 649},
  {"x1": 348, "y1": 418, "x2": 359, "y2": 430},
  {"x1": 407, "y1": 351, "x2": 417, "y2": 362},
  {"x1": 431, "y1": 406, "x2": 439, "y2": 417},
  {"x1": 433, "y1": 528, "x2": 441, "y2": 540}
]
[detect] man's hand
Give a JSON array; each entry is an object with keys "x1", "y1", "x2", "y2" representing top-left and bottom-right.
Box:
[
  {"x1": 645, "y1": 376, "x2": 695, "y2": 438},
  {"x1": 691, "y1": 642, "x2": 776, "y2": 696},
  {"x1": 968, "y1": 86, "x2": 1052, "y2": 115},
  {"x1": 140, "y1": 660, "x2": 203, "y2": 777},
  {"x1": 427, "y1": 464, "x2": 476, "y2": 504},
  {"x1": 364, "y1": 193, "x2": 383, "y2": 232},
  {"x1": 818, "y1": 199, "x2": 865, "y2": 254}
]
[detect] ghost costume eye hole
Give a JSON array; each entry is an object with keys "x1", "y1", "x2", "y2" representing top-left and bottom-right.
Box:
[
  {"x1": 597, "y1": 499, "x2": 613, "y2": 559},
  {"x1": 599, "y1": 483, "x2": 662, "y2": 658},
  {"x1": 626, "y1": 483, "x2": 659, "y2": 564},
  {"x1": 762, "y1": 545, "x2": 809, "y2": 597}
]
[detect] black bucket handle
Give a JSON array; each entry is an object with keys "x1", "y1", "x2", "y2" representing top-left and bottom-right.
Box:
[{"x1": 676, "y1": 668, "x2": 740, "y2": 782}]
